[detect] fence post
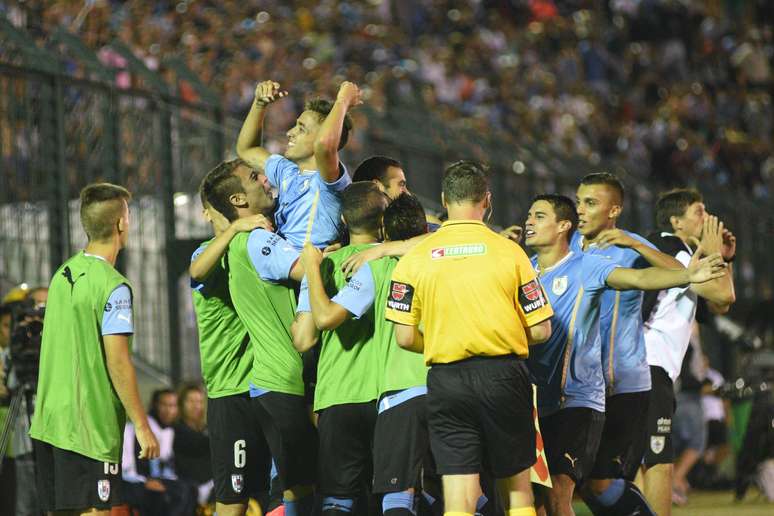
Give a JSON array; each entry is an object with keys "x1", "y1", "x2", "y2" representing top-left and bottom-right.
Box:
[
  {"x1": 49, "y1": 73, "x2": 69, "y2": 271},
  {"x1": 159, "y1": 98, "x2": 181, "y2": 384}
]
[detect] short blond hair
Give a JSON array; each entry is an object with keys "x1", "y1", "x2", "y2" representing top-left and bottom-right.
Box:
[{"x1": 79, "y1": 183, "x2": 132, "y2": 241}]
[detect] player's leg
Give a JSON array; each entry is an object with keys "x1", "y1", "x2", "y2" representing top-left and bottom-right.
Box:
[
  {"x1": 642, "y1": 463, "x2": 673, "y2": 515},
  {"x1": 639, "y1": 367, "x2": 676, "y2": 516},
  {"x1": 318, "y1": 403, "x2": 377, "y2": 516},
  {"x1": 426, "y1": 362, "x2": 486, "y2": 516},
  {"x1": 479, "y1": 358, "x2": 536, "y2": 515},
  {"x1": 252, "y1": 392, "x2": 318, "y2": 516}
]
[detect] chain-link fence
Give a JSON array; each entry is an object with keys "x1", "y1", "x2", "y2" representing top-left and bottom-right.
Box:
[{"x1": 2, "y1": 21, "x2": 772, "y2": 383}]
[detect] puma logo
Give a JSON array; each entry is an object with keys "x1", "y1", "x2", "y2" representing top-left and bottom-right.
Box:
[
  {"x1": 117, "y1": 314, "x2": 132, "y2": 324},
  {"x1": 564, "y1": 453, "x2": 579, "y2": 469},
  {"x1": 62, "y1": 266, "x2": 85, "y2": 294}
]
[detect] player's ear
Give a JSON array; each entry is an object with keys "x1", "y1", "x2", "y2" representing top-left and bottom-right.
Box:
[
  {"x1": 609, "y1": 204, "x2": 622, "y2": 219},
  {"x1": 441, "y1": 192, "x2": 447, "y2": 209},
  {"x1": 229, "y1": 192, "x2": 247, "y2": 208},
  {"x1": 669, "y1": 215, "x2": 681, "y2": 232},
  {"x1": 558, "y1": 219, "x2": 572, "y2": 235}
]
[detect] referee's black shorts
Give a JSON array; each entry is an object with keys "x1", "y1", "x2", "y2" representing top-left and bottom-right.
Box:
[{"x1": 427, "y1": 355, "x2": 536, "y2": 478}]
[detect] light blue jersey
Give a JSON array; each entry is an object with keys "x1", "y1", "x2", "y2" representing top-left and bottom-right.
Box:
[
  {"x1": 570, "y1": 230, "x2": 654, "y2": 395},
  {"x1": 246, "y1": 229, "x2": 300, "y2": 282},
  {"x1": 102, "y1": 284, "x2": 133, "y2": 335},
  {"x1": 265, "y1": 154, "x2": 351, "y2": 250},
  {"x1": 528, "y1": 252, "x2": 618, "y2": 416}
]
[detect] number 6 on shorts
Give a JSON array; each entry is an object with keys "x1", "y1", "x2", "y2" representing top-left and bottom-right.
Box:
[{"x1": 234, "y1": 439, "x2": 246, "y2": 468}]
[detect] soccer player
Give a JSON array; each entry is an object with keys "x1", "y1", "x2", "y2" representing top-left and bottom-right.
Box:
[
  {"x1": 189, "y1": 189, "x2": 274, "y2": 515},
  {"x1": 29, "y1": 183, "x2": 159, "y2": 514},
  {"x1": 352, "y1": 155, "x2": 409, "y2": 200},
  {"x1": 292, "y1": 182, "x2": 390, "y2": 516},
  {"x1": 523, "y1": 195, "x2": 727, "y2": 516},
  {"x1": 639, "y1": 189, "x2": 735, "y2": 516},
  {"x1": 296, "y1": 192, "x2": 429, "y2": 516},
  {"x1": 385, "y1": 160, "x2": 553, "y2": 516},
  {"x1": 236, "y1": 80, "x2": 360, "y2": 249},
  {"x1": 571, "y1": 173, "x2": 684, "y2": 514},
  {"x1": 199, "y1": 159, "x2": 318, "y2": 516}
]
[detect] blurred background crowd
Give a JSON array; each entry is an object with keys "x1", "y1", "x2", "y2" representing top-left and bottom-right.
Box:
[{"x1": 2, "y1": 0, "x2": 773, "y2": 195}]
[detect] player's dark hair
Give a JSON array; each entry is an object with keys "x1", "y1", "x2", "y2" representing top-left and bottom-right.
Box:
[
  {"x1": 384, "y1": 193, "x2": 428, "y2": 241},
  {"x1": 352, "y1": 156, "x2": 402, "y2": 186},
  {"x1": 655, "y1": 189, "x2": 703, "y2": 231},
  {"x1": 341, "y1": 182, "x2": 389, "y2": 236},
  {"x1": 533, "y1": 194, "x2": 579, "y2": 238},
  {"x1": 80, "y1": 183, "x2": 132, "y2": 242},
  {"x1": 442, "y1": 160, "x2": 489, "y2": 204},
  {"x1": 580, "y1": 172, "x2": 625, "y2": 205},
  {"x1": 199, "y1": 159, "x2": 248, "y2": 222},
  {"x1": 305, "y1": 98, "x2": 352, "y2": 150}
]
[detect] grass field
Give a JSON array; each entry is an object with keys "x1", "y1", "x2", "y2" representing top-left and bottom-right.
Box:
[{"x1": 572, "y1": 489, "x2": 773, "y2": 515}]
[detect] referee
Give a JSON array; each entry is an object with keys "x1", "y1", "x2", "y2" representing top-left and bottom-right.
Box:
[
  {"x1": 29, "y1": 183, "x2": 159, "y2": 514},
  {"x1": 385, "y1": 161, "x2": 554, "y2": 516}
]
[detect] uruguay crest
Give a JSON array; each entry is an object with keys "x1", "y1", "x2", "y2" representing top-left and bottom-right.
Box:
[
  {"x1": 552, "y1": 276, "x2": 568, "y2": 296},
  {"x1": 650, "y1": 436, "x2": 665, "y2": 454},
  {"x1": 97, "y1": 479, "x2": 111, "y2": 502},
  {"x1": 232, "y1": 473, "x2": 244, "y2": 493}
]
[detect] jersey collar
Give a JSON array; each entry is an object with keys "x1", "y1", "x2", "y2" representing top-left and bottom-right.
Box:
[
  {"x1": 440, "y1": 219, "x2": 486, "y2": 228},
  {"x1": 83, "y1": 251, "x2": 108, "y2": 263},
  {"x1": 535, "y1": 251, "x2": 574, "y2": 275}
]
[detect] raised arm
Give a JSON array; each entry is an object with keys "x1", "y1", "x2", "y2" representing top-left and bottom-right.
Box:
[
  {"x1": 190, "y1": 213, "x2": 273, "y2": 281},
  {"x1": 596, "y1": 229, "x2": 684, "y2": 269},
  {"x1": 690, "y1": 216, "x2": 736, "y2": 313},
  {"x1": 236, "y1": 81, "x2": 287, "y2": 170},
  {"x1": 104, "y1": 334, "x2": 159, "y2": 459},
  {"x1": 314, "y1": 81, "x2": 362, "y2": 183}
]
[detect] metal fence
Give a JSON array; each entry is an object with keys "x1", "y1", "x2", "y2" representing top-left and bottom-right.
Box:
[{"x1": 2, "y1": 21, "x2": 772, "y2": 383}]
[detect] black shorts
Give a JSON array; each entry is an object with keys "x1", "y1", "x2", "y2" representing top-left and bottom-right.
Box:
[
  {"x1": 540, "y1": 408, "x2": 605, "y2": 484},
  {"x1": 643, "y1": 366, "x2": 675, "y2": 467},
  {"x1": 427, "y1": 355, "x2": 535, "y2": 478},
  {"x1": 251, "y1": 391, "x2": 318, "y2": 490},
  {"x1": 373, "y1": 394, "x2": 429, "y2": 493},
  {"x1": 208, "y1": 393, "x2": 271, "y2": 503},
  {"x1": 317, "y1": 401, "x2": 378, "y2": 497},
  {"x1": 590, "y1": 390, "x2": 650, "y2": 480},
  {"x1": 33, "y1": 438, "x2": 123, "y2": 511}
]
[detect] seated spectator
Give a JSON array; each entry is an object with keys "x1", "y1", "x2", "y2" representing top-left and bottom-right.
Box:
[
  {"x1": 173, "y1": 383, "x2": 214, "y2": 506},
  {"x1": 122, "y1": 388, "x2": 197, "y2": 516}
]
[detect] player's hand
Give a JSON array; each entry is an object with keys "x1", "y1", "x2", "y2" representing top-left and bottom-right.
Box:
[
  {"x1": 500, "y1": 225, "x2": 524, "y2": 244},
  {"x1": 323, "y1": 242, "x2": 342, "y2": 256},
  {"x1": 336, "y1": 81, "x2": 363, "y2": 109},
  {"x1": 721, "y1": 228, "x2": 736, "y2": 261},
  {"x1": 340, "y1": 245, "x2": 384, "y2": 277},
  {"x1": 596, "y1": 228, "x2": 637, "y2": 249},
  {"x1": 699, "y1": 215, "x2": 722, "y2": 256},
  {"x1": 231, "y1": 214, "x2": 274, "y2": 234},
  {"x1": 135, "y1": 423, "x2": 160, "y2": 460},
  {"x1": 254, "y1": 81, "x2": 288, "y2": 107},
  {"x1": 687, "y1": 247, "x2": 727, "y2": 283},
  {"x1": 145, "y1": 479, "x2": 166, "y2": 492},
  {"x1": 300, "y1": 242, "x2": 323, "y2": 270}
]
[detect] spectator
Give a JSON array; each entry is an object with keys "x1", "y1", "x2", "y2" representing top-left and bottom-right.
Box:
[{"x1": 173, "y1": 383, "x2": 214, "y2": 507}]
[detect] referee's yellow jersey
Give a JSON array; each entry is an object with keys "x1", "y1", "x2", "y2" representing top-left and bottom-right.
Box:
[{"x1": 385, "y1": 220, "x2": 553, "y2": 365}]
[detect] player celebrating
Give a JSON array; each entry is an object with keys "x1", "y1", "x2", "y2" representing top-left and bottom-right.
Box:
[
  {"x1": 385, "y1": 161, "x2": 553, "y2": 516},
  {"x1": 352, "y1": 155, "x2": 409, "y2": 200},
  {"x1": 29, "y1": 183, "x2": 159, "y2": 514},
  {"x1": 640, "y1": 189, "x2": 736, "y2": 515},
  {"x1": 571, "y1": 173, "x2": 684, "y2": 514},
  {"x1": 200, "y1": 159, "x2": 317, "y2": 516},
  {"x1": 236, "y1": 80, "x2": 360, "y2": 249},
  {"x1": 189, "y1": 187, "x2": 274, "y2": 515},
  {"x1": 523, "y1": 195, "x2": 727, "y2": 516}
]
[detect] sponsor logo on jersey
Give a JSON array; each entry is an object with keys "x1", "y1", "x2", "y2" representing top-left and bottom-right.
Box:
[
  {"x1": 232, "y1": 474, "x2": 244, "y2": 493},
  {"x1": 261, "y1": 246, "x2": 272, "y2": 256},
  {"x1": 518, "y1": 279, "x2": 547, "y2": 314},
  {"x1": 552, "y1": 276, "x2": 568, "y2": 296},
  {"x1": 97, "y1": 479, "x2": 111, "y2": 502},
  {"x1": 388, "y1": 281, "x2": 414, "y2": 312},
  {"x1": 430, "y1": 244, "x2": 487, "y2": 259}
]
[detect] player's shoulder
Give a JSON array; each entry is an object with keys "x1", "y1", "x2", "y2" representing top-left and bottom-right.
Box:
[
  {"x1": 646, "y1": 231, "x2": 688, "y2": 256},
  {"x1": 191, "y1": 239, "x2": 213, "y2": 261}
]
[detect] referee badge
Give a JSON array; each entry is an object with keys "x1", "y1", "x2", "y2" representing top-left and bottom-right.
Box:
[
  {"x1": 232, "y1": 474, "x2": 244, "y2": 494},
  {"x1": 552, "y1": 276, "x2": 568, "y2": 296},
  {"x1": 97, "y1": 479, "x2": 111, "y2": 502},
  {"x1": 650, "y1": 436, "x2": 665, "y2": 455}
]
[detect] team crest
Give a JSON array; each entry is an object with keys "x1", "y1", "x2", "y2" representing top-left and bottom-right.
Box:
[
  {"x1": 391, "y1": 282, "x2": 408, "y2": 301},
  {"x1": 232, "y1": 474, "x2": 244, "y2": 494},
  {"x1": 97, "y1": 479, "x2": 111, "y2": 502},
  {"x1": 650, "y1": 436, "x2": 665, "y2": 455},
  {"x1": 552, "y1": 276, "x2": 568, "y2": 296}
]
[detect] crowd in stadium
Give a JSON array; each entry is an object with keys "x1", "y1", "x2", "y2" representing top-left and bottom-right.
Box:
[{"x1": 3, "y1": 0, "x2": 772, "y2": 195}]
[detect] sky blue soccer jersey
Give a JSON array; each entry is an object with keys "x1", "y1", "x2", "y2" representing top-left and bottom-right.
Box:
[
  {"x1": 570, "y1": 230, "x2": 654, "y2": 395},
  {"x1": 264, "y1": 154, "x2": 351, "y2": 250},
  {"x1": 527, "y1": 251, "x2": 618, "y2": 416}
]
